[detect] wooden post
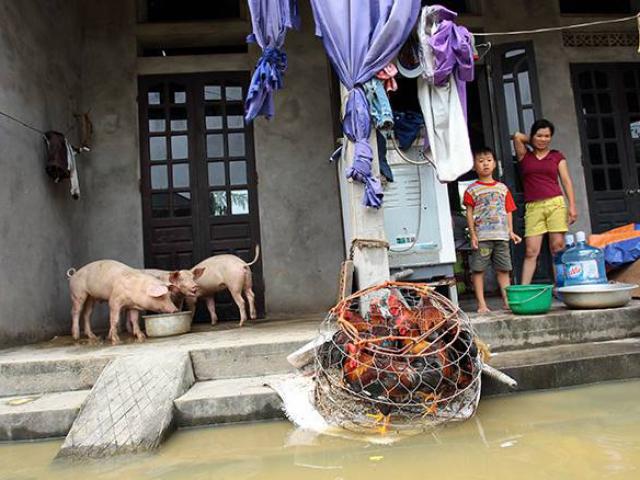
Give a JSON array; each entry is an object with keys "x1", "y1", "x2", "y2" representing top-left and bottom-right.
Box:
[{"x1": 338, "y1": 86, "x2": 390, "y2": 289}]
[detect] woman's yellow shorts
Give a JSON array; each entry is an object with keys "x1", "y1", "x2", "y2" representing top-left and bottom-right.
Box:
[{"x1": 524, "y1": 195, "x2": 568, "y2": 237}]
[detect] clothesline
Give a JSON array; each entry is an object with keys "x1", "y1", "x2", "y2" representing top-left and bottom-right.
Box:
[
  {"x1": 0, "y1": 109, "x2": 45, "y2": 135},
  {"x1": 473, "y1": 12, "x2": 640, "y2": 37}
]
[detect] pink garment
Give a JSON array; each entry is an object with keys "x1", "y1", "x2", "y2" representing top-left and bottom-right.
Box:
[{"x1": 376, "y1": 63, "x2": 398, "y2": 92}]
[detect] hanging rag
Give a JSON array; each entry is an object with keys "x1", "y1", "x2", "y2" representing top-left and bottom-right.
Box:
[
  {"x1": 44, "y1": 131, "x2": 81, "y2": 199},
  {"x1": 44, "y1": 131, "x2": 69, "y2": 182},
  {"x1": 376, "y1": 63, "x2": 399, "y2": 92},
  {"x1": 416, "y1": 5, "x2": 474, "y2": 182},
  {"x1": 392, "y1": 111, "x2": 424, "y2": 150},
  {"x1": 244, "y1": 0, "x2": 300, "y2": 122},
  {"x1": 363, "y1": 78, "x2": 394, "y2": 130},
  {"x1": 310, "y1": 0, "x2": 421, "y2": 208}
]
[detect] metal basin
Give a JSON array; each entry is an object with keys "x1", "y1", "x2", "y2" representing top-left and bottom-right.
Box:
[
  {"x1": 557, "y1": 283, "x2": 638, "y2": 310},
  {"x1": 143, "y1": 311, "x2": 192, "y2": 337}
]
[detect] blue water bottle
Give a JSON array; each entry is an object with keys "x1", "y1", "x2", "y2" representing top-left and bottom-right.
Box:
[
  {"x1": 562, "y1": 231, "x2": 607, "y2": 286},
  {"x1": 554, "y1": 233, "x2": 575, "y2": 292}
]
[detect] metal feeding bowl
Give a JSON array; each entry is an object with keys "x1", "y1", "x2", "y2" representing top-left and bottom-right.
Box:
[
  {"x1": 143, "y1": 311, "x2": 192, "y2": 337},
  {"x1": 558, "y1": 283, "x2": 638, "y2": 310}
]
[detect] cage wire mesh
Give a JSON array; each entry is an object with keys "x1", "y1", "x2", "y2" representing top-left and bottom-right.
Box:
[{"x1": 314, "y1": 281, "x2": 483, "y2": 434}]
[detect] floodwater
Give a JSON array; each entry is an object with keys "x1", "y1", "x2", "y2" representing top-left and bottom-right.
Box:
[{"x1": 1, "y1": 380, "x2": 639, "y2": 480}]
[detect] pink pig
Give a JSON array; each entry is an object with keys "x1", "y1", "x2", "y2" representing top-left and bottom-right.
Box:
[
  {"x1": 186, "y1": 246, "x2": 260, "y2": 327},
  {"x1": 67, "y1": 260, "x2": 180, "y2": 345},
  {"x1": 141, "y1": 268, "x2": 205, "y2": 310}
]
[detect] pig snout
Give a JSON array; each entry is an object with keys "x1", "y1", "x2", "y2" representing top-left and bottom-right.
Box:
[{"x1": 160, "y1": 297, "x2": 179, "y2": 314}]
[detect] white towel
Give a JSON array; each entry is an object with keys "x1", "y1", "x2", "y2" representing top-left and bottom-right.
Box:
[{"x1": 417, "y1": 74, "x2": 473, "y2": 182}]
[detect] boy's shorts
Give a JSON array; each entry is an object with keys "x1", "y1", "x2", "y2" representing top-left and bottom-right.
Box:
[
  {"x1": 524, "y1": 195, "x2": 568, "y2": 237},
  {"x1": 470, "y1": 240, "x2": 512, "y2": 272}
]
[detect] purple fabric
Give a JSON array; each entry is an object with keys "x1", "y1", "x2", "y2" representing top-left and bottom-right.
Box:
[
  {"x1": 428, "y1": 6, "x2": 474, "y2": 119},
  {"x1": 245, "y1": 0, "x2": 300, "y2": 122},
  {"x1": 310, "y1": 0, "x2": 421, "y2": 208}
]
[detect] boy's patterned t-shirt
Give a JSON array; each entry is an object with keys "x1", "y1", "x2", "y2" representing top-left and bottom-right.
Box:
[{"x1": 463, "y1": 181, "x2": 517, "y2": 241}]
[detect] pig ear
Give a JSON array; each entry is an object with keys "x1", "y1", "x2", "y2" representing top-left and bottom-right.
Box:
[
  {"x1": 147, "y1": 284, "x2": 169, "y2": 298},
  {"x1": 192, "y1": 267, "x2": 205, "y2": 280},
  {"x1": 168, "y1": 271, "x2": 181, "y2": 283}
]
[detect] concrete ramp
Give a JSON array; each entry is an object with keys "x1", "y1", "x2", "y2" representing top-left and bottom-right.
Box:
[{"x1": 56, "y1": 352, "x2": 194, "y2": 459}]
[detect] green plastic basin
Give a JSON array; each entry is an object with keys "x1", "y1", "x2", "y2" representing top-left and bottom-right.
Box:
[{"x1": 505, "y1": 284, "x2": 553, "y2": 315}]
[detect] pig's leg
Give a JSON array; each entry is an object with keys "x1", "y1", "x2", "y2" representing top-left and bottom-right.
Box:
[
  {"x1": 244, "y1": 271, "x2": 257, "y2": 321},
  {"x1": 107, "y1": 302, "x2": 123, "y2": 345},
  {"x1": 186, "y1": 296, "x2": 197, "y2": 319},
  {"x1": 205, "y1": 297, "x2": 219, "y2": 325},
  {"x1": 81, "y1": 297, "x2": 99, "y2": 342},
  {"x1": 229, "y1": 289, "x2": 247, "y2": 327},
  {"x1": 70, "y1": 293, "x2": 87, "y2": 341},
  {"x1": 128, "y1": 309, "x2": 146, "y2": 343}
]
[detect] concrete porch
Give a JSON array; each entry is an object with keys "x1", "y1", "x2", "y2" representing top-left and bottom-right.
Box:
[{"x1": 1, "y1": 303, "x2": 639, "y2": 445}]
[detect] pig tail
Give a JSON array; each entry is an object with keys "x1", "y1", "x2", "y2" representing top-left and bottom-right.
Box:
[{"x1": 66, "y1": 268, "x2": 77, "y2": 278}]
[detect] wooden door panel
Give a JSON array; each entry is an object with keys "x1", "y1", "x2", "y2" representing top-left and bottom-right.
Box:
[
  {"x1": 571, "y1": 65, "x2": 640, "y2": 233},
  {"x1": 139, "y1": 72, "x2": 265, "y2": 321}
]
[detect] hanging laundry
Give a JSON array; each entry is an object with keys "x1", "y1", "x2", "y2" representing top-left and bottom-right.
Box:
[
  {"x1": 392, "y1": 111, "x2": 424, "y2": 150},
  {"x1": 363, "y1": 78, "x2": 394, "y2": 130},
  {"x1": 376, "y1": 131, "x2": 394, "y2": 183},
  {"x1": 44, "y1": 131, "x2": 68, "y2": 183},
  {"x1": 376, "y1": 63, "x2": 399, "y2": 92},
  {"x1": 244, "y1": 0, "x2": 300, "y2": 122},
  {"x1": 310, "y1": 0, "x2": 421, "y2": 208},
  {"x1": 44, "y1": 131, "x2": 81, "y2": 199},
  {"x1": 65, "y1": 139, "x2": 80, "y2": 199},
  {"x1": 416, "y1": 5, "x2": 474, "y2": 182}
]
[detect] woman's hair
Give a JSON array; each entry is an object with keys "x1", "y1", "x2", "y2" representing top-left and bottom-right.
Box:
[{"x1": 529, "y1": 119, "x2": 555, "y2": 138}]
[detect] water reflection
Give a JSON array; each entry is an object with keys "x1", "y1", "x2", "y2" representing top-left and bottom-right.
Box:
[{"x1": 1, "y1": 380, "x2": 639, "y2": 480}]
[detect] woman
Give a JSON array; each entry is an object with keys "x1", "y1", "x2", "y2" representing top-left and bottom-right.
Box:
[{"x1": 512, "y1": 119, "x2": 577, "y2": 285}]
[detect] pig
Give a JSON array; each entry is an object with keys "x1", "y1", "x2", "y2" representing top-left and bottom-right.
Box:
[
  {"x1": 140, "y1": 267, "x2": 206, "y2": 310},
  {"x1": 67, "y1": 260, "x2": 180, "y2": 345},
  {"x1": 186, "y1": 246, "x2": 260, "y2": 327}
]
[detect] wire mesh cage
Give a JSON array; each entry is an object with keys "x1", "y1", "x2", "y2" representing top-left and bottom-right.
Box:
[{"x1": 314, "y1": 281, "x2": 483, "y2": 434}]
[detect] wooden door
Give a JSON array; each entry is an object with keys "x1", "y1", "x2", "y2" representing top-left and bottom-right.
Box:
[
  {"x1": 572, "y1": 64, "x2": 640, "y2": 233},
  {"x1": 138, "y1": 72, "x2": 265, "y2": 320}
]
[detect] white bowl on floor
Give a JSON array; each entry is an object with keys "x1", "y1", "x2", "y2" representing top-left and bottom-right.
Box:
[{"x1": 143, "y1": 311, "x2": 192, "y2": 337}]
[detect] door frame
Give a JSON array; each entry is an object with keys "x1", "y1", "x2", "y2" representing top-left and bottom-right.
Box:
[{"x1": 137, "y1": 71, "x2": 265, "y2": 318}]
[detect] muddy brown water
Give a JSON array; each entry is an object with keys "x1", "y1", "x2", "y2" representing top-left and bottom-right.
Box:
[{"x1": 1, "y1": 380, "x2": 639, "y2": 480}]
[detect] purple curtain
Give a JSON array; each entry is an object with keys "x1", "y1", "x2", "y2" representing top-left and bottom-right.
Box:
[
  {"x1": 310, "y1": 0, "x2": 421, "y2": 208},
  {"x1": 244, "y1": 0, "x2": 300, "y2": 122}
]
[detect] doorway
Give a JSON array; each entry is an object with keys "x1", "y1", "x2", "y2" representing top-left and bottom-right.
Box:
[
  {"x1": 571, "y1": 63, "x2": 640, "y2": 233},
  {"x1": 138, "y1": 72, "x2": 265, "y2": 321}
]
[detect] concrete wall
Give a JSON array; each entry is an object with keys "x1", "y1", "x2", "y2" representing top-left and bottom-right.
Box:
[
  {"x1": 475, "y1": 0, "x2": 640, "y2": 234},
  {"x1": 0, "y1": 0, "x2": 82, "y2": 346},
  {"x1": 251, "y1": 3, "x2": 343, "y2": 313},
  {"x1": 74, "y1": 0, "x2": 142, "y2": 267}
]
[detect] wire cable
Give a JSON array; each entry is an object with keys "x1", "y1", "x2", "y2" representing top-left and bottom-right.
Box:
[{"x1": 473, "y1": 13, "x2": 640, "y2": 37}]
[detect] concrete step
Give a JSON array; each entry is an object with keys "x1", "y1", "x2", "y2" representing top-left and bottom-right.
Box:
[
  {"x1": 174, "y1": 374, "x2": 287, "y2": 427},
  {"x1": 0, "y1": 304, "x2": 638, "y2": 398},
  {"x1": 4, "y1": 338, "x2": 639, "y2": 440},
  {"x1": 0, "y1": 390, "x2": 90, "y2": 441},
  {"x1": 473, "y1": 303, "x2": 640, "y2": 353},
  {"x1": 483, "y1": 337, "x2": 640, "y2": 395},
  {"x1": 175, "y1": 338, "x2": 640, "y2": 428}
]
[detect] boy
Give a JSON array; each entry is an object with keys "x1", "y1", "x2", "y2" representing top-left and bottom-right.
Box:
[{"x1": 464, "y1": 148, "x2": 522, "y2": 313}]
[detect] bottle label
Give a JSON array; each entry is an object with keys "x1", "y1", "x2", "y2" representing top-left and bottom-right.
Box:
[{"x1": 566, "y1": 260, "x2": 599, "y2": 281}]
